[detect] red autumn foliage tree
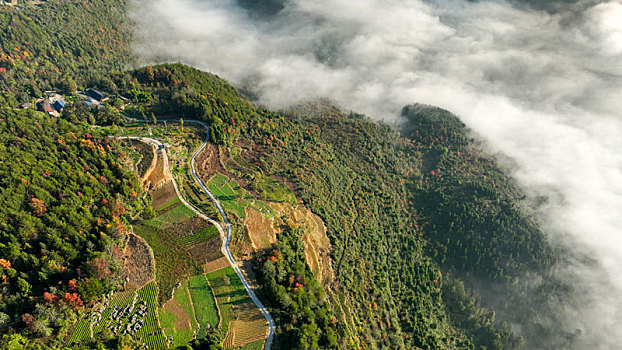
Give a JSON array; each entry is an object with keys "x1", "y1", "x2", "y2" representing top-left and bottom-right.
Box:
[
  {"x1": 63, "y1": 292, "x2": 83, "y2": 310},
  {"x1": 21, "y1": 313, "x2": 37, "y2": 332},
  {"x1": 68, "y1": 279, "x2": 78, "y2": 291},
  {"x1": 30, "y1": 198, "x2": 47, "y2": 215},
  {"x1": 43, "y1": 292, "x2": 59, "y2": 304}
]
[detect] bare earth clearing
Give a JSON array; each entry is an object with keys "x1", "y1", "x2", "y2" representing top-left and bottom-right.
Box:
[{"x1": 122, "y1": 233, "x2": 155, "y2": 290}]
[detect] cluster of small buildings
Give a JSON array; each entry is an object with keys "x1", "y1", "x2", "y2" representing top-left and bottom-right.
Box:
[
  {"x1": 34, "y1": 92, "x2": 65, "y2": 117},
  {"x1": 30, "y1": 88, "x2": 108, "y2": 117}
]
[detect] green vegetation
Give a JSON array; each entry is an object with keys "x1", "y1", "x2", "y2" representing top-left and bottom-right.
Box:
[
  {"x1": 159, "y1": 280, "x2": 197, "y2": 348},
  {"x1": 240, "y1": 339, "x2": 266, "y2": 350},
  {"x1": 257, "y1": 224, "x2": 339, "y2": 349},
  {"x1": 188, "y1": 274, "x2": 219, "y2": 337},
  {"x1": 177, "y1": 226, "x2": 220, "y2": 248},
  {"x1": 0, "y1": 0, "x2": 565, "y2": 344},
  {"x1": 227, "y1": 146, "x2": 296, "y2": 204},
  {"x1": 206, "y1": 174, "x2": 274, "y2": 219},
  {"x1": 0, "y1": 108, "x2": 148, "y2": 347},
  {"x1": 125, "y1": 64, "x2": 557, "y2": 349},
  {"x1": 152, "y1": 203, "x2": 197, "y2": 227},
  {"x1": 68, "y1": 281, "x2": 166, "y2": 349},
  {"x1": 0, "y1": 0, "x2": 133, "y2": 107},
  {"x1": 206, "y1": 267, "x2": 249, "y2": 334},
  {"x1": 133, "y1": 224, "x2": 201, "y2": 306}
]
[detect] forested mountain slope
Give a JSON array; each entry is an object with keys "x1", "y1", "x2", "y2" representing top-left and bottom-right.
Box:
[
  {"x1": 0, "y1": 1, "x2": 564, "y2": 348},
  {"x1": 120, "y1": 64, "x2": 562, "y2": 349},
  {"x1": 0, "y1": 0, "x2": 132, "y2": 106},
  {"x1": 0, "y1": 108, "x2": 150, "y2": 347}
]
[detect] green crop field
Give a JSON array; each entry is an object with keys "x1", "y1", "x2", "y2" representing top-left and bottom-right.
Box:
[
  {"x1": 68, "y1": 282, "x2": 166, "y2": 349},
  {"x1": 240, "y1": 339, "x2": 266, "y2": 350},
  {"x1": 176, "y1": 225, "x2": 220, "y2": 248},
  {"x1": 66, "y1": 316, "x2": 91, "y2": 345},
  {"x1": 158, "y1": 196, "x2": 181, "y2": 213},
  {"x1": 159, "y1": 280, "x2": 198, "y2": 348},
  {"x1": 188, "y1": 274, "x2": 220, "y2": 338},
  {"x1": 135, "y1": 282, "x2": 168, "y2": 349},
  {"x1": 156, "y1": 203, "x2": 197, "y2": 225},
  {"x1": 206, "y1": 267, "x2": 251, "y2": 333},
  {"x1": 207, "y1": 174, "x2": 248, "y2": 218},
  {"x1": 133, "y1": 223, "x2": 202, "y2": 305},
  {"x1": 207, "y1": 174, "x2": 277, "y2": 219}
]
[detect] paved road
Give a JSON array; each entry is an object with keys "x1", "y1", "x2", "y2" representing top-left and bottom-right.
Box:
[{"x1": 118, "y1": 120, "x2": 276, "y2": 349}]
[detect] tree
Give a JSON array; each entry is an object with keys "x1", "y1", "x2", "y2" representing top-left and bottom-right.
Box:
[
  {"x1": 16, "y1": 277, "x2": 31, "y2": 295},
  {"x1": 0, "y1": 313, "x2": 10, "y2": 333},
  {"x1": 63, "y1": 293, "x2": 83, "y2": 310},
  {"x1": 88, "y1": 257, "x2": 111, "y2": 279},
  {"x1": 58, "y1": 76, "x2": 78, "y2": 95}
]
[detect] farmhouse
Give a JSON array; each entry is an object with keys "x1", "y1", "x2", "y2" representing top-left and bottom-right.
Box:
[
  {"x1": 85, "y1": 88, "x2": 108, "y2": 102},
  {"x1": 37, "y1": 100, "x2": 56, "y2": 117},
  {"x1": 52, "y1": 98, "x2": 65, "y2": 112}
]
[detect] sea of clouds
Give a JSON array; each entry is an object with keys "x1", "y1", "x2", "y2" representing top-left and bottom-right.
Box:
[{"x1": 131, "y1": 0, "x2": 622, "y2": 348}]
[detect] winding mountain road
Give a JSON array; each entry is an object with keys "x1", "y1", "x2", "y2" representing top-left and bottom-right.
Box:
[{"x1": 118, "y1": 119, "x2": 275, "y2": 349}]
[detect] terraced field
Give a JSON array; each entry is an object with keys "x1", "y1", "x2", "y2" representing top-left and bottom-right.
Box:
[
  {"x1": 207, "y1": 174, "x2": 274, "y2": 219},
  {"x1": 188, "y1": 274, "x2": 220, "y2": 338},
  {"x1": 159, "y1": 280, "x2": 198, "y2": 348},
  {"x1": 226, "y1": 304, "x2": 268, "y2": 348},
  {"x1": 206, "y1": 267, "x2": 267, "y2": 347},
  {"x1": 177, "y1": 225, "x2": 219, "y2": 248},
  {"x1": 67, "y1": 282, "x2": 166, "y2": 349},
  {"x1": 240, "y1": 339, "x2": 267, "y2": 350}
]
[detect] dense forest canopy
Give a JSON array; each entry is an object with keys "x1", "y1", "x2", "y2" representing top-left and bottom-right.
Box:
[
  {"x1": 0, "y1": 0, "x2": 132, "y2": 106},
  {"x1": 0, "y1": 108, "x2": 150, "y2": 346}
]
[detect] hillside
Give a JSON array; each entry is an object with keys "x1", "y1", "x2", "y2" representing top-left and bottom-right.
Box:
[
  {"x1": 0, "y1": 0, "x2": 132, "y2": 106},
  {"x1": 118, "y1": 63, "x2": 562, "y2": 349},
  {"x1": 0, "y1": 1, "x2": 566, "y2": 348},
  {"x1": 0, "y1": 108, "x2": 150, "y2": 348}
]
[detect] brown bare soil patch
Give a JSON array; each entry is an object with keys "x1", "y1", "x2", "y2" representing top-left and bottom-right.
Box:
[
  {"x1": 162, "y1": 294, "x2": 193, "y2": 332},
  {"x1": 195, "y1": 144, "x2": 223, "y2": 179},
  {"x1": 203, "y1": 257, "x2": 230, "y2": 274},
  {"x1": 244, "y1": 208, "x2": 277, "y2": 250},
  {"x1": 151, "y1": 181, "x2": 178, "y2": 211},
  {"x1": 186, "y1": 237, "x2": 223, "y2": 266},
  {"x1": 122, "y1": 233, "x2": 154, "y2": 290},
  {"x1": 270, "y1": 203, "x2": 334, "y2": 285},
  {"x1": 167, "y1": 217, "x2": 209, "y2": 240},
  {"x1": 226, "y1": 302, "x2": 268, "y2": 347},
  {"x1": 130, "y1": 140, "x2": 155, "y2": 178},
  {"x1": 143, "y1": 150, "x2": 170, "y2": 190}
]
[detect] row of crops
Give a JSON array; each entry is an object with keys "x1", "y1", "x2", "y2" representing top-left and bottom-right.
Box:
[
  {"x1": 67, "y1": 282, "x2": 167, "y2": 349},
  {"x1": 158, "y1": 273, "x2": 221, "y2": 347},
  {"x1": 177, "y1": 225, "x2": 220, "y2": 248},
  {"x1": 188, "y1": 274, "x2": 220, "y2": 338}
]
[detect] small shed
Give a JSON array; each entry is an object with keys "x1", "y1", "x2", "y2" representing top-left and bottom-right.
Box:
[
  {"x1": 85, "y1": 88, "x2": 106, "y2": 102},
  {"x1": 53, "y1": 99, "x2": 66, "y2": 112}
]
